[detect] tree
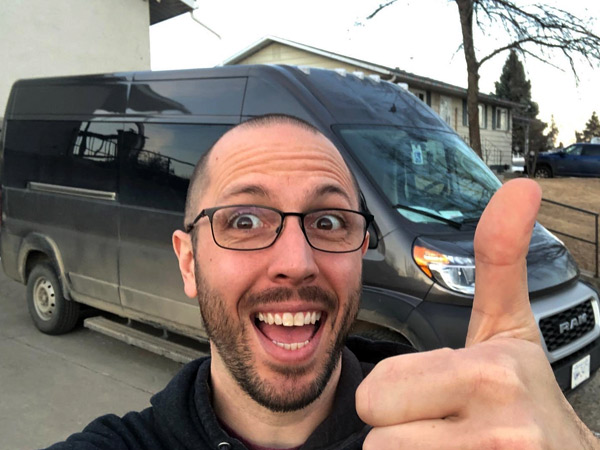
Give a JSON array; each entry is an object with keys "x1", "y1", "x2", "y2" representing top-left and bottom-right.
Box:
[
  {"x1": 575, "y1": 111, "x2": 600, "y2": 142},
  {"x1": 367, "y1": 1, "x2": 600, "y2": 158},
  {"x1": 545, "y1": 115, "x2": 559, "y2": 149},
  {"x1": 494, "y1": 50, "x2": 545, "y2": 155}
]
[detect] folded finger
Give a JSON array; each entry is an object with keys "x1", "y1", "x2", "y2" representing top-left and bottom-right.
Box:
[
  {"x1": 356, "y1": 348, "x2": 470, "y2": 427},
  {"x1": 363, "y1": 419, "x2": 457, "y2": 450}
]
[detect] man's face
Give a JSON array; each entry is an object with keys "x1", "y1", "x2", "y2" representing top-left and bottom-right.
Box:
[{"x1": 188, "y1": 123, "x2": 366, "y2": 412}]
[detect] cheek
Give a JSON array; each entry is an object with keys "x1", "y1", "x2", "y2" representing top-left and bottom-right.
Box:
[
  {"x1": 318, "y1": 254, "x2": 363, "y2": 294},
  {"x1": 198, "y1": 248, "x2": 264, "y2": 298}
]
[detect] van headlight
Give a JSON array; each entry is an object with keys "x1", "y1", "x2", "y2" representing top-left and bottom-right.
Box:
[{"x1": 413, "y1": 245, "x2": 475, "y2": 295}]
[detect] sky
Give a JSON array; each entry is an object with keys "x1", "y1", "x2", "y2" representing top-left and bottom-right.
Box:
[{"x1": 150, "y1": 0, "x2": 600, "y2": 146}]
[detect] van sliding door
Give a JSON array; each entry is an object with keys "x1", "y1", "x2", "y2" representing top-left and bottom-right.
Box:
[{"x1": 118, "y1": 122, "x2": 232, "y2": 335}]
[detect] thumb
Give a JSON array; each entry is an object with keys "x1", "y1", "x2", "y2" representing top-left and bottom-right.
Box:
[{"x1": 466, "y1": 178, "x2": 542, "y2": 347}]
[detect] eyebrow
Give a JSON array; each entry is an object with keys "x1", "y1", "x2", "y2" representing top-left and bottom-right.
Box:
[{"x1": 312, "y1": 184, "x2": 353, "y2": 205}]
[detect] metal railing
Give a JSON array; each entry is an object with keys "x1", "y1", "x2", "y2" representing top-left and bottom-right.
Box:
[{"x1": 541, "y1": 198, "x2": 599, "y2": 278}]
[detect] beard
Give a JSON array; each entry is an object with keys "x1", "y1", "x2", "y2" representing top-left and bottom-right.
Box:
[{"x1": 194, "y1": 264, "x2": 361, "y2": 413}]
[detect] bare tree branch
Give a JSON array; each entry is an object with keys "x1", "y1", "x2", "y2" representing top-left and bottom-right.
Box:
[
  {"x1": 366, "y1": 0, "x2": 398, "y2": 20},
  {"x1": 365, "y1": 0, "x2": 600, "y2": 159}
]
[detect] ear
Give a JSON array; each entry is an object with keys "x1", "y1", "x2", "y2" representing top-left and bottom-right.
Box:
[
  {"x1": 172, "y1": 230, "x2": 198, "y2": 298},
  {"x1": 360, "y1": 231, "x2": 370, "y2": 256}
]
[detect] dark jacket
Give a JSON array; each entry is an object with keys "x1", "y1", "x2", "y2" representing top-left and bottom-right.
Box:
[{"x1": 45, "y1": 337, "x2": 413, "y2": 450}]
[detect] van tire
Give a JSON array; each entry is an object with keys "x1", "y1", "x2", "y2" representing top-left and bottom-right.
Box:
[{"x1": 27, "y1": 264, "x2": 79, "y2": 335}]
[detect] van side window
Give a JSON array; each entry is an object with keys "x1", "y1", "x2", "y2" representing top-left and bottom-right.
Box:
[
  {"x1": 120, "y1": 123, "x2": 231, "y2": 211},
  {"x1": 3, "y1": 120, "x2": 119, "y2": 192},
  {"x1": 128, "y1": 79, "x2": 246, "y2": 115}
]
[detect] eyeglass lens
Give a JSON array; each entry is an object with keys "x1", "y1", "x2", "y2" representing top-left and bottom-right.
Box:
[{"x1": 209, "y1": 206, "x2": 367, "y2": 252}]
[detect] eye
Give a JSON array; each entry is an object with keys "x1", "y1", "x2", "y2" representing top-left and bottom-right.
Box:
[
  {"x1": 313, "y1": 214, "x2": 343, "y2": 231},
  {"x1": 230, "y1": 213, "x2": 262, "y2": 230}
]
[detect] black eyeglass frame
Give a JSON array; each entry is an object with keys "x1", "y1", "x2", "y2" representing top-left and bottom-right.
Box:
[{"x1": 185, "y1": 204, "x2": 374, "y2": 253}]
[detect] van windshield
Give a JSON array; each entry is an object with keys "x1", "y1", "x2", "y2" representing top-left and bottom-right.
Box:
[{"x1": 335, "y1": 126, "x2": 501, "y2": 225}]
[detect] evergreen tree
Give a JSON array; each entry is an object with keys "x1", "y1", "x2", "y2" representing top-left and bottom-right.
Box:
[
  {"x1": 494, "y1": 50, "x2": 546, "y2": 154},
  {"x1": 545, "y1": 115, "x2": 559, "y2": 149},
  {"x1": 575, "y1": 112, "x2": 600, "y2": 142}
]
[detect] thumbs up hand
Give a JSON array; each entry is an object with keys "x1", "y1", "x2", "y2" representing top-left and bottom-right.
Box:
[{"x1": 356, "y1": 179, "x2": 599, "y2": 449}]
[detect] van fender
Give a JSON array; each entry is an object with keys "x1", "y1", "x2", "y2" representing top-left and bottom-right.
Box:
[
  {"x1": 357, "y1": 287, "x2": 440, "y2": 351},
  {"x1": 17, "y1": 233, "x2": 72, "y2": 300}
]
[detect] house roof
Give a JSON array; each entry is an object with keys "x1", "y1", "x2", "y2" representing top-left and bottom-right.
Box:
[
  {"x1": 149, "y1": 0, "x2": 196, "y2": 25},
  {"x1": 223, "y1": 36, "x2": 518, "y2": 109}
]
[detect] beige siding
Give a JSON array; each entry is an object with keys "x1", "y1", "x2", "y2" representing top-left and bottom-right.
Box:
[
  {"x1": 0, "y1": 0, "x2": 150, "y2": 115},
  {"x1": 237, "y1": 43, "x2": 380, "y2": 75},
  {"x1": 458, "y1": 103, "x2": 513, "y2": 167}
]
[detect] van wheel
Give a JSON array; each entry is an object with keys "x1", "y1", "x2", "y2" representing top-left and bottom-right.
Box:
[
  {"x1": 534, "y1": 165, "x2": 553, "y2": 178},
  {"x1": 27, "y1": 264, "x2": 79, "y2": 335}
]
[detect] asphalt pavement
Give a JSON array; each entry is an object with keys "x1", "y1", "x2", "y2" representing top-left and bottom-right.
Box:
[{"x1": 0, "y1": 269, "x2": 598, "y2": 449}]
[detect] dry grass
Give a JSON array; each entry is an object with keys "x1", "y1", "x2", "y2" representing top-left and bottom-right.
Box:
[{"x1": 529, "y1": 178, "x2": 600, "y2": 274}]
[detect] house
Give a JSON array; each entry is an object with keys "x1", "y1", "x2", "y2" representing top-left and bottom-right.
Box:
[
  {"x1": 223, "y1": 36, "x2": 518, "y2": 171},
  {"x1": 0, "y1": 0, "x2": 196, "y2": 117}
]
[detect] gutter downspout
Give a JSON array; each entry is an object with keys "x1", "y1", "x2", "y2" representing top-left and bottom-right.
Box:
[{"x1": 189, "y1": 11, "x2": 221, "y2": 40}]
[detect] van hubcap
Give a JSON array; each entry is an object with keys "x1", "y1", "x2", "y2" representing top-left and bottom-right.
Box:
[{"x1": 33, "y1": 277, "x2": 56, "y2": 321}]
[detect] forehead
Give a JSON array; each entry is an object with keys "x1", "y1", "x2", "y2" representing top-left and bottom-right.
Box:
[{"x1": 203, "y1": 123, "x2": 357, "y2": 207}]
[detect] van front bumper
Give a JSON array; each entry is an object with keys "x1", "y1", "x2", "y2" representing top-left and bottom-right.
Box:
[{"x1": 554, "y1": 337, "x2": 600, "y2": 392}]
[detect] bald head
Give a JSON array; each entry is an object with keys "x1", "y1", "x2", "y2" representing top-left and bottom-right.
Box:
[{"x1": 184, "y1": 114, "x2": 361, "y2": 229}]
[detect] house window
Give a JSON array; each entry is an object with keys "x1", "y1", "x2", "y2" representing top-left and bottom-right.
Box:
[
  {"x1": 439, "y1": 96, "x2": 452, "y2": 126},
  {"x1": 496, "y1": 108, "x2": 508, "y2": 130},
  {"x1": 412, "y1": 89, "x2": 427, "y2": 102},
  {"x1": 479, "y1": 105, "x2": 487, "y2": 129}
]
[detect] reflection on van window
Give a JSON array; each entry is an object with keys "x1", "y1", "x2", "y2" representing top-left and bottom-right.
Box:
[
  {"x1": 336, "y1": 126, "x2": 501, "y2": 225},
  {"x1": 2, "y1": 120, "x2": 119, "y2": 192},
  {"x1": 75, "y1": 122, "x2": 118, "y2": 164},
  {"x1": 120, "y1": 123, "x2": 231, "y2": 211}
]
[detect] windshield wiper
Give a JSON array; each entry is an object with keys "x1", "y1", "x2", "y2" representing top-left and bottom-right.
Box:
[{"x1": 392, "y1": 203, "x2": 462, "y2": 229}]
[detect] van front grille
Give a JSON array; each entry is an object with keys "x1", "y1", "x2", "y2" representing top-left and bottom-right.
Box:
[{"x1": 539, "y1": 300, "x2": 595, "y2": 352}]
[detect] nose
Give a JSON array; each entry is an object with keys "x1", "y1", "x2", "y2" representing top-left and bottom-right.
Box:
[{"x1": 266, "y1": 216, "x2": 319, "y2": 285}]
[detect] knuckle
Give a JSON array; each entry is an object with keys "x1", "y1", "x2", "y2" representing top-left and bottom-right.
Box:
[
  {"x1": 354, "y1": 381, "x2": 372, "y2": 422},
  {"x1": 466, "y1": 351, "x2": 526, "y2": 402}
]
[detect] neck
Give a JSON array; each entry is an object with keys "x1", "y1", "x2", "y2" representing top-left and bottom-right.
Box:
[{"x1": 210, "y1": 346, "x2": 342, "y2": 449}]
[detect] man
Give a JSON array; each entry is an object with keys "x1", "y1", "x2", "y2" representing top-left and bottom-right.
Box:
[{"x1": 47, "y1": 114, "x2": 599, "y2": 449}]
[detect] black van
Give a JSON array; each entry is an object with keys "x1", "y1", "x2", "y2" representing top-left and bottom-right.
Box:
[{"x1": 1, "y1": 65, "x2": 598, "y2": 391}]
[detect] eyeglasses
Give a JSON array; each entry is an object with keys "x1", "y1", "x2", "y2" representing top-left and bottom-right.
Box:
[{"x1": 186, "y1": 205, "x2": 373, "y2": 253}]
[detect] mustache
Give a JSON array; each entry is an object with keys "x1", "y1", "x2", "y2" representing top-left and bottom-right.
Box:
[{"x1": 242, "y1": 286, "x2": 337, "y2": 311}]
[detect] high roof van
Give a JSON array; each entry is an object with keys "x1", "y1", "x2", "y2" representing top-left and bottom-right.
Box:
[{"x1": 1, "y1": 65, "x2": 598, "y2": 391}]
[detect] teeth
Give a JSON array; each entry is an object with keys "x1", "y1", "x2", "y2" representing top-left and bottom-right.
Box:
[
  {"x1": 293, "y1": 312, "x2": 304, "y2": 326},
  {"x1": 282, "y1": 312, "x2": 294, "y2": 326},
  {"x1": 257, "y1": 311, "x2": 322, "y2": 327},
  {"x1": 272, "y1": 339, "x2": 310, "y2": 350}
]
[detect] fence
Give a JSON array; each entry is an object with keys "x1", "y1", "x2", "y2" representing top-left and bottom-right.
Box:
[{"x1": 540, "y1": 198, "x2": 599, "y2": 278}]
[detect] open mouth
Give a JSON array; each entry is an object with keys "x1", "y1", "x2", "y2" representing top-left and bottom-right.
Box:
[{"x1": 254, "y1": 311, "x2": 324, "y2": 351}]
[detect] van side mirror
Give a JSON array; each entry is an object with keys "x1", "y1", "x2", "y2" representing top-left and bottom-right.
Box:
[{"x1": 368, "y1": 222, "x2": 378, "y2": 249}]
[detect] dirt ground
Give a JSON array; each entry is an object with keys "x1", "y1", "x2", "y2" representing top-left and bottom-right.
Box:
[{"x1": 525, "y1": 177, "x2": 600, "y2": 274}]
